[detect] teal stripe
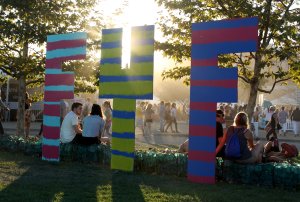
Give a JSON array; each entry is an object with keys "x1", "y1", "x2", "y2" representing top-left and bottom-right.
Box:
[
  {"x1": 45, "y1": 69, "x2": 74, "y2": 75},
  {"x1": 45, "y1": 85, "x2": 74, "y2": 91},
  {"x1": 44, "y1": 102, "x2": 60, "y2": 105},
  {"x1": 42, "y1": 157, "x2": 59, "y2": 162},
  {"x1": 43, "y1": 138, "x2": 60, "y2": 147},
  {"x1": 47, "y1": 32, "x2": 87, "y2": 43},
  {"x1": 43, "y1": 115, "x2": 60, "y2": 127},
  {"x1": 46, "y1": 46, "x2": 86, "y2": 59}
]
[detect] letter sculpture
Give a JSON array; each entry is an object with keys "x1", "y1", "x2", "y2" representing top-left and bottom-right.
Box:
[
  {"x1": 188, "y1": 17, "x2": 258, "y2": 183},
  {"x1": 43, "y1": 32, "x2": 87, "y2": 161},
  {"x1": 100, "y1": 26, "x2": 154, "y2": 171}
]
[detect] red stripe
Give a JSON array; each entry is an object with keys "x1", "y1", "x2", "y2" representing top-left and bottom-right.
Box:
[
  {"x1": 45, "y1": 74, "x2": 74, "y2": 86},
  {"x1": 189, "y1": 125, "x2": 216, "y2": 137},
  {"x1": 42, "y1": 145, "x2": 59, "y2": 159},
  {"x1": 44, "y1": 105, "x2": 61, "y2": 116},
  {"x1": 47, "y1": 39, "x2": 86, "y2": 51},
  {"x1": 43, "y1": 126, "x2": 60, "y2": 139},
  {"x1": 192, "y1": 26, "x2": 258, "y2": 44},
  {"x1": 44, "y1": 91, "x2": 74, "y2": 102},
  {"x1": 191, "y1": 58, "x2": 217, "y2": 67},
  {"x1": 188, "y1": 175, "x2": 215, "y2": 184},
  {"x1": 190, "y1": 80, "x2": 237, "y2": 88},
  {"x1": 46, "y1": 55, "x2": 86, "y2": 67},
  {"x1": 188, "y1": 150, "x2": 215, "y2": 162},
  {"x1": 190, "y1": 102, "x2": 216, "y2": 111}
]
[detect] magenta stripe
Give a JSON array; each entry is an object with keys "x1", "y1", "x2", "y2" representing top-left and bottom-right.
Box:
[
  {"x1": 44, "y1": 105, "x2": 61, "y2": 116},
  {"x1": 190, "y1": 80, "x2": 237, "y2": 88},
  {"x1": 192, "y1": 26, "x2": 258, "y2": 44},
  {"x1": 188, "y1": 175, "x2": 215, "y2": 184},
  {"x1": 45, "y1": 74, "x2": 74, "y2": 86},
  {"x1": 44, "y1": 91, "x2": 74, "y2": 102},
  {"x1": 47, "y1": 39, "x2": 86, "y2": 51},
  {"x1": 189, "y1": 125, "x2": 216, "y2": 137},
  {"x1": 189, "y1": 150, "x2": 215, "y2": 162},
  {"x1": 191, "y1": 58, "x2": 217, "y2": 66},
  {"x1": 42, "y1": 145, "x2": 59, "y2": 159},
  {"x1": 46, "y1": 55, "x2": 86, "y2": 67},
  {"x1": 190, "y1": 102, "x2": 216, "y2": 111},
  {"x1": 43, "y1": 126, "x2": 60, "y2": 139}
]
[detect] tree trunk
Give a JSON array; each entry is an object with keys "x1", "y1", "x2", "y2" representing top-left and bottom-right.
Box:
[
  {"x1": 16, "y1": 42, "x2": 28, "y2": 137},
  {"x1": 246, "y1": 54, "x2": 262, "y2": 122},
  {"x1": 16, "y1": 75, "x2": 26, "y2": 136},
  {"x1": 246, "y1": 79, "x2": 259, "y2": 122}
]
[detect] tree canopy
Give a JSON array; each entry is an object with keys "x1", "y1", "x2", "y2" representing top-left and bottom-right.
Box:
[
  {"x1": 156, "y1": 0, "x2": 300, "y2": 86},
  {"x1": 155, "y1": 0, "x2": 300, "y2": 117},
  {"x1": 0, "y1": 0, "x2": 105, "y2": 94}
]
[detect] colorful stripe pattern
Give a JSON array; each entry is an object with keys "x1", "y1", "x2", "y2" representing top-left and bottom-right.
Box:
[
  {"x1": 43, "y1": 32, "x2": 87, "y2": 162},
  {"x1": 188, "y1": 17, "x2": 258, "y2": 184},
  {"x1": 100, "y1": 26, "x2": 154, "y2": 171}
]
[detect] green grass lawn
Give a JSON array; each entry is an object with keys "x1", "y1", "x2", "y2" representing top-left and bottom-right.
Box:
[{"x1": 0, "y1": 151, "x2": 300, "y2": 202}]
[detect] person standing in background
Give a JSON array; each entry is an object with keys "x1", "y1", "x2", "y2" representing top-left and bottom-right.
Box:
[
  {"x1": 81, "y1": 97, "x2": 92, "y2": 119},
  {"x1": 291, "y1": 107, "x2": 300, "y2": 137},
  {"x1": 159, "y1": 101, "x2": 165, "y2": 132},
  {"x1": 103, "y1": 101, "x2": 112, "y2": 137},
  {"x1": 0, "y1": 90, "x2": 9, "y2": 135},
  {"x1": 24, "y1": 92, "x2": 32, "y2": 138},
  {"x1": 278, "y1": 106, "x2": 289, "y2": 136}
]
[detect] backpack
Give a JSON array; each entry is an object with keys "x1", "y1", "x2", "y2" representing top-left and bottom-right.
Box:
[{"x1": 225, "y1": 127, "x2": 245, "y2": 159}]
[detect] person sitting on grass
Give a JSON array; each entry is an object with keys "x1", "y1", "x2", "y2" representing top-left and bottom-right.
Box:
[
  {"x1": 60, "y1": 102, "x2": 83, "y2": 144},
  {"x1": 216, "y1": 112, "x2": 264, "y2": 164},
  {"x1": 81, "y1": 104, "x2": 110, "y2": 145}
]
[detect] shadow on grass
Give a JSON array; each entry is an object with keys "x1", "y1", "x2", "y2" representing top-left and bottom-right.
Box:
[{"x1": 1, "y1": 151, "x2": 300, "y2": 202}]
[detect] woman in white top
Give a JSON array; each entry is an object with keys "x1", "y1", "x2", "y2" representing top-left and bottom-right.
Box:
[{"x1": 81, "y1": 104, "x2": 110, "y2": 145}]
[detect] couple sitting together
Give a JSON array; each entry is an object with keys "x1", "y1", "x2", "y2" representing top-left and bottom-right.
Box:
[{"x1": 60, "y1": 102, "x2": 110, "y2": 146}]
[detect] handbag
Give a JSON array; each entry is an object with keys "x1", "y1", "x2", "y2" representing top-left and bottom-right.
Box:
[{"x1": 277, "y1": 123, "x2": 282, "y2": 130}]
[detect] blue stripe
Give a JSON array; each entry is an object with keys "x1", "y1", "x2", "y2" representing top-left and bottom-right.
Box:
[
  {"x1": 99, "y1": 93, "x2": 153, "y2": 100},
  {"x1": 188, "y1": 160, "x2": 215, "y2": 177},
  {"x1": 112, "y1": 132, "x2": 135, "y2": 139},
  {"x1": 113, "y1": 110, "x2": 135, "y2": 119},
  {"x1": 190, "y1": 86, "x2": 237, "y2": 102},
  {"x1": 111, "y1": 150, "x2": 134, "y2": 158},
  {"x1": 191, "y1": 41, "x2": 257, "y2": 59},
  {"x1": 44, "y1": 102, "x2": 60, "y2": 105},
  {"x1": 131, "y1": 39, "x2": 154, "y2": 46},
  {"x1": 47, "y1": 32, "x2": 87, "y2": 43},
  {"x1": 43, "y1": 138, "x2": 60, "y2": 147},
  {"x1": 101, "y1": 41, "x2": 122, "y2": 49},
  {"x1": 192, "y1": 17, "x2": 258, "y2": 31},
  {"x1": 131, "y1": 56, "x2": 153, "y2": 63},
  {"x1": 189, "y1": 110, "x2": 216, "y2": 127},
  {"x1": 100, "y1": 58, "x2": 121, "y2": 64},
  {"x1": 43, "y1": 115, "x2": 61, "y2": 127},
  {"x1": 189, "y1": 136, "x2": 215, "y2": 152},
  {"x1": 42, "y1": 157, "x2": 59, "y2": 162},
  {"x1": 102, "y1": 28, "x2": 122, "y2": 35},
  {"x1": 45, "y1": 69, "x2": 74, "y2": 75},
  {"x1": 191, "y1": 66, "x2": 237, "y2": 80},
  {"x1": 45, "y1": 85, "x2": 74, "y2": 91},
  {"x1": 46, "y1": 46, "x2": 86, "y2": 59},
  {"x1": 100, "y1": 75, "x2": 153, "y2": 82},
  {"x1": 132, "y1": 25, "x2": 154, "y2": 32}
]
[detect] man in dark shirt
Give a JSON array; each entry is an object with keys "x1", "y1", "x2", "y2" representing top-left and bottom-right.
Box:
[
  {"x1": 291, "y1": 107, "x2": 300, "y2": 137},
  {"x1": 216, "y1": 110, "x2": 226, "y2": 157}
]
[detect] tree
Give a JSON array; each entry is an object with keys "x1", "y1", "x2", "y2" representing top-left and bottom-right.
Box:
[
  {"x1": 155, "y1": 0, "x2": 300, "y2": 119},
  {"x1": 0, "y1": 0, "x2": 105, "y2": 136}
]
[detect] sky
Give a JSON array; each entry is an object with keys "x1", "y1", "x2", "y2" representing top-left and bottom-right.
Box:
[{"x1": 97, "y1": 0, "x2": 175, "y2": 72}]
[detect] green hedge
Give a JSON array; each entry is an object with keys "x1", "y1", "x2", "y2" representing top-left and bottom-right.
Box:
[{"x1": 1, "y1": 135, "x2": 300, "y2": 189}]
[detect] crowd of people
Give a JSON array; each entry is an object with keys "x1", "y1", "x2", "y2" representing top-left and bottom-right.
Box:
[{"x1": 179, "y1": 105, "x2": 299, "y2": 164}]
